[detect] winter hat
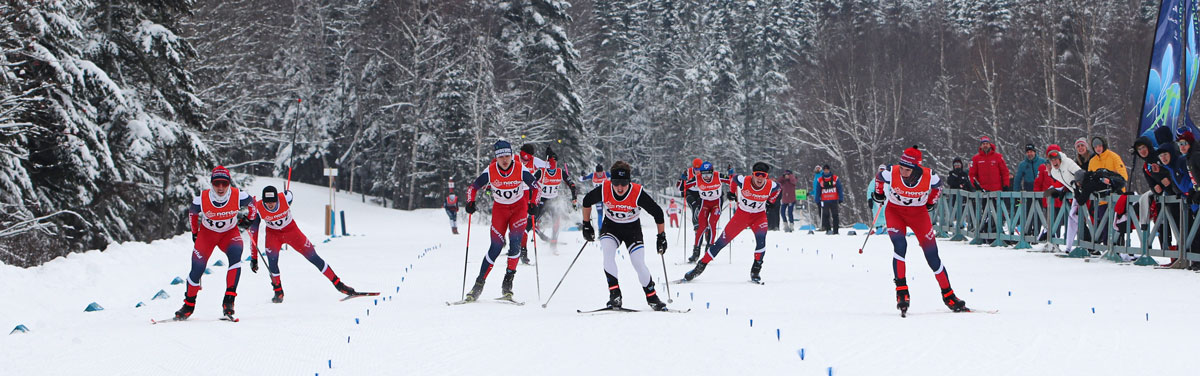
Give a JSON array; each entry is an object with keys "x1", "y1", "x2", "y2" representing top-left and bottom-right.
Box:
[
  {"x1": 1179, "y1": 131, "x2": 1196, "y2": 145},
  {"x1": 519, "y1": 144, "x2": 535, "y2": 156},
  {"x1": 877, "y1": 164, "x2": 886, "y2": 171},
  {"x1": 699, "y1": 162, "x2": 714, "y2": 172},
  {"x1": 693, "y1": 158, "x2": 703, "y2": 168},
  {"x1": 1025, "y1": 143, "x2": 1036, "y2": 152},
  {"x1": 1074, "y1": 137, "x2": 1089, "y2": 150},
  {"x1": 899, "y1": 145, "x2": 922, "y2": 169},
  {"x1": 752, "y1": 162, "x2": 771, "y2": 174},
  {"x1": 262, "y1": 186, "x2": 279, "y2": 203},
  {"x1": 211, "y1": 166, "x2": 231, "y2": 184},
  {"x1": 980, "y1": 136, "x2": 992, "y2": 144},
  {"x1": 1131, "y1": 136, "x2": 1154, "y2": 156},
  {"x1": 545, "y1": 147, "x2": 557, "y2": 161},
  {"x1": 610, "y1": 161, "x2": 632, "y2": 184},
  {"x1": 952, "y1": 157, "x2": 963, "y2": 167},
  {"x1": 1045, "y1": 144, "x2": 1062, "y2": 160},
  {"x1": 1091, "y1": 136, "x2": 1108, "y2": 152},
  {"x1": 595, "y1": 164, "x2": 604, "y2": 172},
  {"x1": 494, "y1": 140, "x2": 513, "y2": 158},
  {"x1": 813, "y1": 165, "x2": 822, "y2": 173}
]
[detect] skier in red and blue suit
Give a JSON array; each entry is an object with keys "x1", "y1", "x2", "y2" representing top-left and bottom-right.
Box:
[
  {"x1": 462, "y1": 140, "x2": 541, "y2": 302},
  {"x1": 579, "y1": 164, "x2": 609, "y2": 229},
  {"x1": 872, "y1": 146, "x2": 969, "y2": 315},
  {"x1": 683, "y1": 162, "x2": 780, "y2": 283},
  {"x1": 175, "y1": 166, "x2": 257, "y2": 320},
  {"x1": 247, "y1": 186, "x2": 359, "y2": 304}
]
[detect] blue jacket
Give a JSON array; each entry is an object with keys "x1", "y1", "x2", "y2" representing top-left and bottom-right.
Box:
[
  {"x1": 866, "y1": 179, "x2": 886, "y2": 227},
  {"x1": 812, "y1": 174, "x2": 822, "y2": 203},
  {"x1": 1013, "y1": 155, "x2": 1046, "y2": 191}
]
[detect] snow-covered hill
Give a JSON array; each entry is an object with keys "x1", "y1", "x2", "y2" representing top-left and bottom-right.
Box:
[{"x1": 4, "y1": 177, "x2": 1200, "y2": 375}]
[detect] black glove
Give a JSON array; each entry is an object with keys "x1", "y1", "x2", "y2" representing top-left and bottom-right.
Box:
[
  {"x1": 250, "y1": 254, "x2": 259, "y2": 273},
  {"x1": 237, "y1": 215, "x2": 252, "y2": 230},
  {"x1": 191, "y1": 233, "x2": 197, "y2": 243},
  {"x1": 926, "y1": 202, "x2": 937, "y2": 212},
  {"x1": 871, "y1": 191, "x2": 886, "y2": 204},
  {"x1": 528, "y1": 200, "x2": 540, "y2": 216},
  {"x1": 726, "y1": 191, "x2": 737, "y2": 201},
  {"x1": 466, "y1": 201, "x2": 477, "y2": 214},
  {"x1": 656, "y1": 232, "x2": 667, "y2": 255},
  {"x1": 582, "y1": 221, "x2": 595, "y2": 242}
]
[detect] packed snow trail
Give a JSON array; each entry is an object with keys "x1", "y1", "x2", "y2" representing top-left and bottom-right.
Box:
[{"x1": 4, "y1": 177, "x2": 1200, "y2": 375}]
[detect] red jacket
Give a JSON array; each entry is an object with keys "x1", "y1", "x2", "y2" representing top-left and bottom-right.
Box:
[
  {"x1": 969, "y1": 144, "x2": 1011, "y2": 191},
  {"x1": 1033, "y1": 164, "x2": 1062, "y2": 208}
]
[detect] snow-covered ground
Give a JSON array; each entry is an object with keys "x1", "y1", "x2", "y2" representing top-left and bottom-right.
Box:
[{"x1": 4, "y1": 177, "x2": 1200, "y2": 375}]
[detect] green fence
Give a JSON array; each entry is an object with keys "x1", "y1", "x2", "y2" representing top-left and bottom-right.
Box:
[{"x1": 931, "y1": 189, "x2": 1199, "y2": 266}]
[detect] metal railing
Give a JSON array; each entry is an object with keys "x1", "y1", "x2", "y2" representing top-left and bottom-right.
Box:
[{"x1": 931, "y1": 189, "x2": 1200, "y2": 266}]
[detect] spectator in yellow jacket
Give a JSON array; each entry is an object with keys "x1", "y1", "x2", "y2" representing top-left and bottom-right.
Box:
[{"x1": 1087, "y1": 136, "x2": 1128, "y2": 191}]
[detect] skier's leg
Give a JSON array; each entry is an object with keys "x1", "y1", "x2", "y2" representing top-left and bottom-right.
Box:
[
  {"x1": 477, "y1": 205, "x2": 511, "y2": 279},
  {"x1": 701, "y1": 213, "x2": 748, "y2": 263},
  {"x1": 626, "y1": 239, "x2": 652, "y2": 287},
  {"x1": 506, "y1": 204, "x2": 528, "y2": 271},
  {"x1": 694, "y1": 204, "x2": 711, "y2": 245},
  {"x1": 706, "y1": 201, "x2": 722, "y2": 246},
  {"x1": 186, "y1": 233, "x2": 218, "y2": 298},
  {"x1": 288, "y1": 229, "x2": 339, "y2": 283},
  {"x1": 220, "y1": 231, "x2": 244, "y2": 292},
  {"x1": 910, "y1": 210, "x2": 951, "y2": 290},
  {"x1": 264, "y1": 231, "x2": 283, "y2": 285},
  {"x1": 1065, "y1": 200, "x2": 1079, "y2": 250},
  {"x1": 600, "y1": 234, "x2": 620, "y2": 283},
  {"x1": 885, "y1": 209, "x2": 909, "y2": 280},
  {"x1": 751, "y1": 214, "x2": 768, "y2": 261}
]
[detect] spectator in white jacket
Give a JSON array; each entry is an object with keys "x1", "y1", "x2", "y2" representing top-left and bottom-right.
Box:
[{"x1": 1045, "y1": 148, "x2": 1084, "y2": 252}]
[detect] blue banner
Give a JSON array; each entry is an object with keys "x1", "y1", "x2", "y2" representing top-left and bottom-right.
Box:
[
  {"x1": 1139, "y1": 0, "x2": 1186, "y2": 143},
  {"x1": 1183, "y1": 0, "x2": 1200, "y2": 135}
]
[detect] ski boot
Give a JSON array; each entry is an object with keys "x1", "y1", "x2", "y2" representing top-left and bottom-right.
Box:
[
  {"x1": 520, "y1": 247, "x2": 532, "y2": 265},
  {"x1": 750, "y1": 259, "x2": 763, "y2": 283},
  {"x1": 465, "y1": 277, "x2": 486, "y2": 302},
  {"x1": 895, "y1": 278, "x2": 910, "y2": 314},
  {"x1": 683, "y1": 261, "x2": 708, "y2": 281},
  {"x1": 501, "y1": 269, "x2": 516, "y2": 299},
  {"x1": 607, "y1": 284, "x2": 623, "y2": 309},
  {"x1": 335, "y1": 279, "x2": 357, "y2": 296},
  {"x1": 222, "y1": 290, "x2": 237, "y2": 317},
  {"x1": 687, "y1": 244, "x2": 702, "y2": 264},
  {"x1": 452, "y1": 227, "x2": 459, "y2": 235},
  {"x1": 270, "y1": 282, "x2": 285, "y2": 304},
  {"x1": 644, "y1": 282, "x2": 667, "y2": 311},
  {"x1": 941, "y1": 287, "x2": 968, "y2": 312},
  {"x1": 174, "y1": 295, "x2": 196, "y2": 320}
]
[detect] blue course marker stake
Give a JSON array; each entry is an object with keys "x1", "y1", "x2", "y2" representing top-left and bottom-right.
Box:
[
  {"x1": 690, "y1": 292, "x2": 694, "y2": 301},
  {"x1": 374, "y1": 299, "x2": 378, "y2": 306},
  {"x1": 367, "y1": 309, "x2": 370, "y2": 316},
  {"x1": 776, "y1": 329, "x2": 781, "y2": 341},
  {"x1": 799, "y1": 348, "x2": 805, "y2": 360},
  {"x1": 396, "y1": 286, "x2": 400, "y2": 293},
  {"x1": 1091, "y1": 307, "x2": 1095, "y2": 314},
  {"x1": 355, "y1": 318, "x2": 359, "y2": 324},
  {"x1": 1146, "y1": 313, "x2": 1150, "y2": 321},
  {"x1": 348, "y1": 336, "x2": 350, "y2": 343},
  {"x1": 1048, "y1": 300, "x2": 1052, "y2": 305},
  {"x1": 328, "y1": 360, "x2": 332, "y2": 368},
  {"x1": 402, "y1": 277, "x2": 405, "y2": 282},
  {"x1": 726, "y1": 308, "x2": 729, "y2": 315},
  {"x1": 1008, "y1": 291, "x2": 1012, "y2": 296},
  {"x1": 828, "y1": 367, "x2": 833, "y2": 376},
  {"x1": 706, "y1": 302, "x2": 710, "y2": 309},
  {"x1": 750, "y1": 319, "x2": 754, "y2": 327},
  {"x1": 970, "y1": 288, "x2": 973, "y2": 293}
]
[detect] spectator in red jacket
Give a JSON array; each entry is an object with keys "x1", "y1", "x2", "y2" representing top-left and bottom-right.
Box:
[
  {"x1": 1034, "y1": 145, "x2": 1065, "y2": 210},
  {"x1": 969, "y1": 136, "x2": 1012, "y2": 192}
]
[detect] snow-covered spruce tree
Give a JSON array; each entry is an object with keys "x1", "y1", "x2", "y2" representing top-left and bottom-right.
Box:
[{"x1": 0, "y1": 0, "x2": 209, "y2": 266}]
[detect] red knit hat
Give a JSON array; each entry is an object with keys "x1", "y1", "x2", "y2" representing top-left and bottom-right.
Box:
[
  {"x1": 211, "y1": 165, "x2": 231, "y2": 184},
  {"x1": 1179, "y1": 131, "x2": 1196, "y2": 145},
  {"x1": 692, "y1": 158, "x2": 703, "y2": 168},
  {"x1": 899, "y1": 146, "x2": 922, "y2": 169}
]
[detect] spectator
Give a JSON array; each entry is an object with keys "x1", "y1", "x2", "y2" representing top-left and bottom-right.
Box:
[
  {"x1": 1074, "y1": 138, "x2": 1092, "y2": 171},
  {"x1": 1033, "y1": 145, "x2": 1064, "y2": 246},
  {"x1": 1013, "y1": 143, "x2": 1046, "y2": 191},
  {"x1": 1133, "y1": 135, "x2": 1167, "y2": 194},
  {"x1": 945, "y1": 157, "x2": 971, "y2": 191},
  {"x1": 969, "y1": 136, "x2": 1012, "y2": 192},
  {"x1": 812, "y1": 164, "x2": 826, "y2": 231},
  {"x1": 1083, "y1": 136, "x2": 1128, "y2": 246},
  {"x1": 1045, "y1": 148, "x2": 1083, "y2": 253},
  {"x1": 818, "y1": 165, "x2": 843, "y2": 234},
  {"x1": 1177, "y1": 131, "x2": 1200, "y2": 269},
  {"x1": 777, "y1": 170, "x2": 799, "y2": 232},
  {"x1": 865, "y1": 164, "x2": 888, "y2": 233}
]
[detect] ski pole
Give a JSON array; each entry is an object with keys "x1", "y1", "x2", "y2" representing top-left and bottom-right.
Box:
[
  {"x1": 531, "y1": 214, "x2": 542, "y2": 302},
  {"x1": 858, "y1": 201, "x2": 887, "y2": 254},
  {"x1": 461, "y1": 213, "x2": 473, "y2": 300},
  {"x1": 542, "y1": 240, "x2": 589, "y2": 308},
  {"x1": 659, "y1": 253, "x2": 673, "y2": 303}
]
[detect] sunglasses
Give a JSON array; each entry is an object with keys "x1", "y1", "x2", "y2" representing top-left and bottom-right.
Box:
[
  {"x1": 212, "y1": 181, "x2": 230, "y2": 188},
  {"x1": 1179, "y1": 140, "x2": 1190, "y2": 147},
  {"x1": 752, "y1": 171, "x2": 768, "y2": 178}
]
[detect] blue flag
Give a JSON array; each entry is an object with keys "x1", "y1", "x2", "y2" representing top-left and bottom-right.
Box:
[{"x1": 1139, "y1": 0, "x2": 1187, "y2": 144}]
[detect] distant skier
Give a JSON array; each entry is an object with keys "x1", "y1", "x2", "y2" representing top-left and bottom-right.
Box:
[
  {"x1": 532, "y1": 147, "x2": 578, "y2": 250},
  {"x1": 687, "y1": 162, "x2": 727, "y2": 263},
  {"x1": 667, "y1": 199, "x2": 681, "y2": 228},
  {"x1": 444, "y1": 189, "x2": 460, "y2": 235},
  {"x1": 517, "y1": 144, "x2": 551, "y2": 264},
  {"x1": 175, "y1": 166, "x2": 257, "y2": 320},
  {"x1": 247, "y1": 186, "x2": 361, "y2": 303},
  {"x1": 580, "y1": 161, "x2": 669, "y2": 311},
  {"x1": 682, "y1": 162, "x2": 780, "y2": 283},
  {"x1": 579, "y1": 164, "x2": 609, "y2": 229},
  {"x1": 678, "y1": 158, "x2": 704, "y2": 231},
  {"x1": 461, "y1": 140, "x2": 540, "y2": 302},
  {"x1": 872, "y1": 146, "x2": 970, "y2": 316}
]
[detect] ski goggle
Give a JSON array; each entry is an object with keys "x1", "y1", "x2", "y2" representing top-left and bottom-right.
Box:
[
  {"x1": 1179, "y1": 140, "x2": 1190, "y2": 148},
  {"x1": 752, "y1": 171, "x2": 769, "y2": 178},
  {"x1": 1047, "y1": 151, "x2": 1061, "y2": 160},
  {"x1": 212, "y1": 180, "x2": 230, "y2": 188}
]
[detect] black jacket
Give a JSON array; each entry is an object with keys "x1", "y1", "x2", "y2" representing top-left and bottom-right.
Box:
[
  {"x1": 1076, "y1": 169, "x2": 1127, "y2": 204},
  {"x1": 946, "y1": 157, "x2": 971, "y2": 191}
]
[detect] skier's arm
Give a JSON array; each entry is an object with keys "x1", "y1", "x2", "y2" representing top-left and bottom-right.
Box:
[
  {"x1": 637, "y1": 190, "x2": 666, "y2": 225},
  {"x1": 563, "y1": 169, "x2": 579, "y2": 201},
  {"x1": 767, "y1": 184, "x2": 782, "y2": 204},
  {"x1": 581, "y1": 187, "x2": 602, "y2": 222},
  {"x1": 579, "y1": 172, "x2": 593, "y2": 183},
  {"x1": 523, "y1": 170, "x2": 540, "y2": 202},
  {"x1": 928, "y1": 173, "x2": 944, "y2": 204},
  {"x1": 467, "y1": 170, "x2": 490, "y2": 202},
  {"x1": 189, "y1": 196, "x2": 201, "y2": 238}
]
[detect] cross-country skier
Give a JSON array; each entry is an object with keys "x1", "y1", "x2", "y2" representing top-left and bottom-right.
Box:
[
  {"x1": 872, "y1": 146, "x2": 970, "y2": 316},
  {"x1": 461, "y1": 140, "x2": 540, "y2": 302},
  {"x1": 682, "y1": 162, "x2": 780, "y2": 283},
  {"x1": 532, "y1": 147, "x2": 578, "y2": 250},
  {"x1": 517, "y1": 144, "x2": 551, "y2": 264},
  {"x1": 579, "y1": 164, "x2": 609, "y2": 229},
  {"x1": 678, "y1": 158, "x2": 704, "y2": 232},
  {"x1": 687, "y1": 162, "x2": 727, "y2": 263},
  {"x1": 248, "y1": 186, "x2": 361, "y2": 303},
  {"x1": 444, "y1": 189, "x2": 460, "y2": 235},
  {"x1": 580, "y1": 161, "x2": 669, "y2": 311},
  {"x1": 667, "y1": 199, "x2": 682, "y2": 228},
  {"x1": 175, "y1": 166, "x2": 257, "y2": 320}
]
